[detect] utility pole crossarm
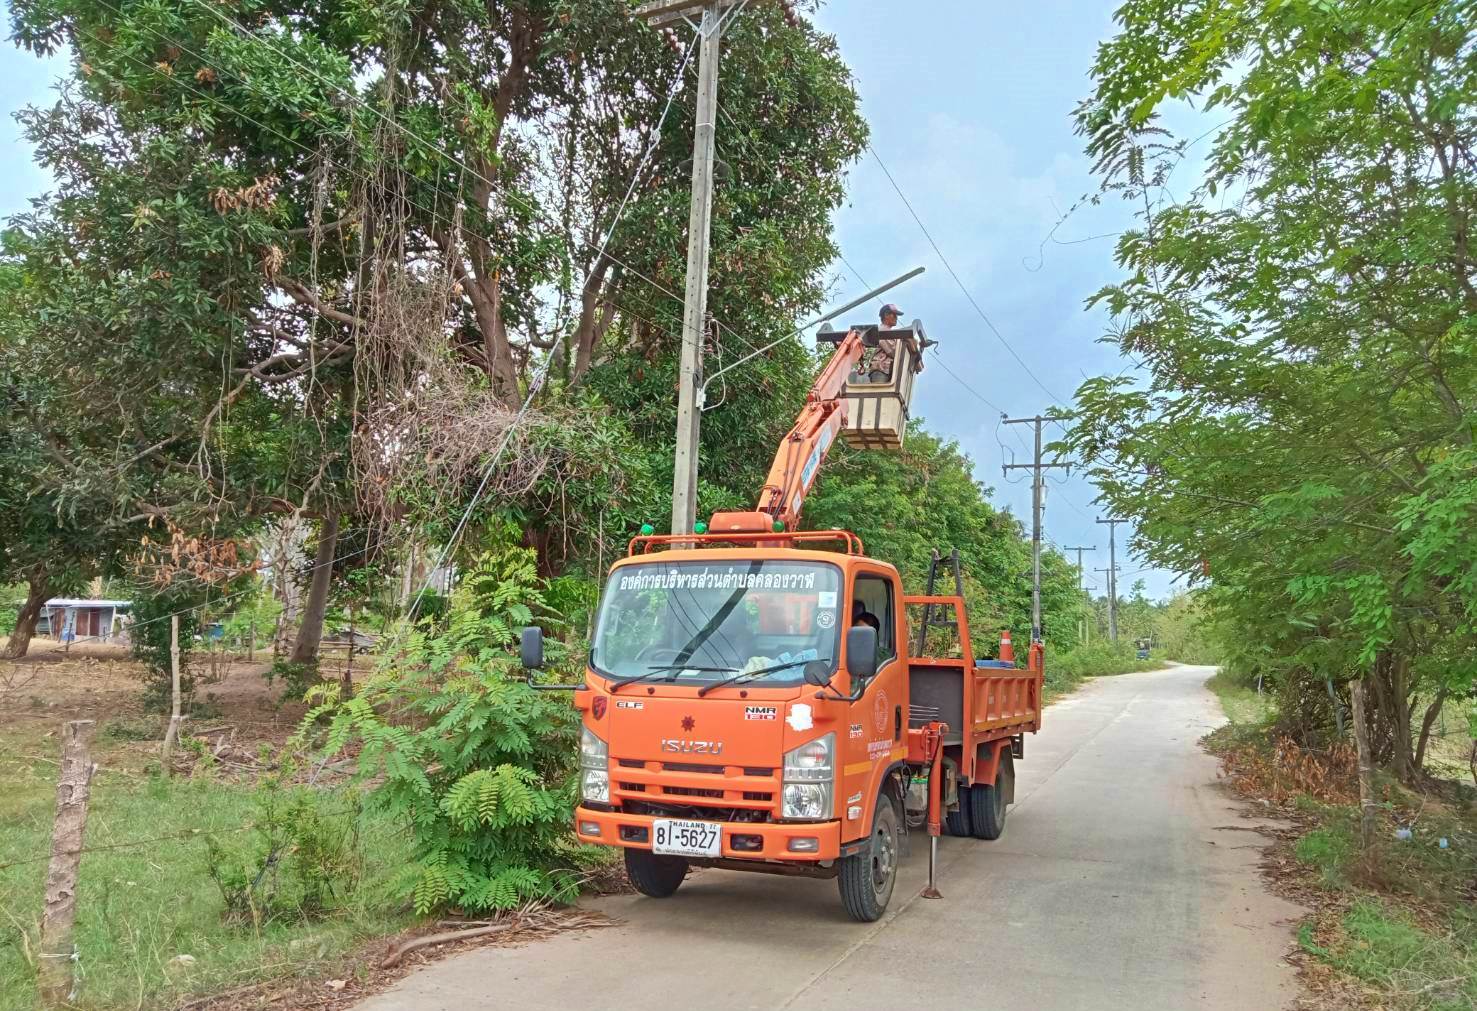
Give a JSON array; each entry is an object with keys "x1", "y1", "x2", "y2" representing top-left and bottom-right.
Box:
[{"x1": 634, "y1": 0, "x2": 736, "y2": 21}]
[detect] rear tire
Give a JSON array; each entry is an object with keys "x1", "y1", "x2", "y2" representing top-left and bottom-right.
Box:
[
  {"x1": 945, "y1": 789, "x2": 971, "y2": 836},
  {"x1": 969, "y1": 750, "x2": 1013, "y2": 840},
  {"x1": 838, "y1": 797, "x2": 900, "y2": 922},
  {"x1": 625, "y1": 848, "x2": 688, "y2": 898}
]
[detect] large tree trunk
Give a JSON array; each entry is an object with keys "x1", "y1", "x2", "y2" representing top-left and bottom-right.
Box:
[
  {"x1": 3, "y1": 571, "x2": 48, "y2": 660},
  {"x1": 290, "y1": 511, "x2": 339, "y2": 666}
]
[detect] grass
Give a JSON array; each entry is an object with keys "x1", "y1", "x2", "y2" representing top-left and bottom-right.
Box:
[
  {"x1": 1206, "y1": 666, "x2": 1276, "y2": 726},
  {"x1": 1302, "y1": 899, "x2": 1477, "y2": 1011},
  {"x1": 1209, "y1": 707, "x2": 1477, "y2": 1010},
  {"x1": 0, "y1": 728, "x2": 414, "y2": 1011}
]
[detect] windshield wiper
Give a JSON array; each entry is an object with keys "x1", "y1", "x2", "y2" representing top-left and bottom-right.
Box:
[
  {"x1": 610, "y1": 664, "x2": 736, "y2": 692},
  {"x1": 696, "y1": 658, "x2": 830, "y2": 697}
]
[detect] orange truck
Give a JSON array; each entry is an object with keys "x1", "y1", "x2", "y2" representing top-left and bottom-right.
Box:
[{"x1": 522, "y1": 315, "x2": 1044, "y2": 921}]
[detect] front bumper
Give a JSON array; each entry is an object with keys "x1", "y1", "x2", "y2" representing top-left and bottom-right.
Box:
[{"x1": 575, "y1": 806, "x2": 842, "y2": 862}]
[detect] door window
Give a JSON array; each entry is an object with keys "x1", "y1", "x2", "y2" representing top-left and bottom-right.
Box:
[{"x1": 851, "y1": 574, "x2": 897, "y2": 666}]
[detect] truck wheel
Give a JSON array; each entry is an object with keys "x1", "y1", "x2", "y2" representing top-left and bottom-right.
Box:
[
  {"x1": 625, "y1": 848, "x2": 688, "y2": 898},
  {"x1": 945, "y1": 790, "x2": 971, "y2": 836},
  {"x1": 838, "y1": 796, "x2": 899, "y2": 922},
  {"x1": 969, "y1": 750, "x2": 1013, "y2": 840}
]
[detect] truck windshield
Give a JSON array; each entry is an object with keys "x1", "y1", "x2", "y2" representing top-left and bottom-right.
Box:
[{"x1": 591, "y1": 559, "x2": 843, "y2": 687}]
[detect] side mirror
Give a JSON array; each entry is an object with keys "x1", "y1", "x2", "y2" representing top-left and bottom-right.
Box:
[
  {"x1": 520, "y1": 626, "x2": 545, "y2": 670},
  {"x1": 802, "y1": 660, "x2": 833, "y2": 688},
  {"x1": 845, "y1": 625, "x2": 878, "y2": 682}
]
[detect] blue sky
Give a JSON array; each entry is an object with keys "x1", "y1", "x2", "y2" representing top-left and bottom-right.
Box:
[
  {"x1": 815, "y1": 1, "x2": 1176, "y2": 598},
  {"x1": 0, "y1": 0, "x2": 1181, "y2": 600}
]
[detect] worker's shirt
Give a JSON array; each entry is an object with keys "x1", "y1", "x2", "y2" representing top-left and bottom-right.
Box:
[{"x1": 869, "y1": 339, "x2": 897, "y2": 376}]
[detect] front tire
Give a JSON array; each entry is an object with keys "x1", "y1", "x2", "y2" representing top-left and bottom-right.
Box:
[
  {"x1": 625, "y1": 848, "x2": 688, "y2": 898},
  {"x1": 838, "y1": 797, "x2": 900, "y2": 922},
  {"x1": 969, "y1": 749, "x2": 1013, "y2": 840}
]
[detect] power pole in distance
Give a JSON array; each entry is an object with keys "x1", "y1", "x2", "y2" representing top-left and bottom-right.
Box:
[
  {"x1": 1064, "y1": 546, "x2": 1095, "y2": 592},
  {"x1": 1092, "y1": 564, "x2": 1110, "y2": 644},
  {"x1": 1096, "y1": 517, "x2": 1126, "y2": 641},
  {"x1": 637, "y1": 0, "x2": 737, "y2": 534},
  {"x1": 1003, "y1": 415, "x2": 1070, "y2": 644}
]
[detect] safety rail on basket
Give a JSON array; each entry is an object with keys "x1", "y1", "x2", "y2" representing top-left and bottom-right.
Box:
[{"x1": 628, "y1": 529, "x2": 865, "y2": 556}]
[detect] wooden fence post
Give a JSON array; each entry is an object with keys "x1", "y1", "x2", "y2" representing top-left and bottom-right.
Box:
[
  {"x1": 1349, "y1": 677, "x2": 1377, "y2": 850},
  {"x1": 160, "y1": 615, "x2": 183, "y2": 774},
  {"x1": 38, "y1": 720, "x2": 96, "y2": 1007}
]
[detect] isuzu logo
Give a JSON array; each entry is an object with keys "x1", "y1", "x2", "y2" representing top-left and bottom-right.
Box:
[{"x1": 661, "y1": 739, "x2": 724, "y2": 756}]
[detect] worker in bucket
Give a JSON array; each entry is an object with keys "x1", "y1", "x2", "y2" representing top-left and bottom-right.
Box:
[{"x1": 859, "y1": 303, "x2": 924, "y2": 383}]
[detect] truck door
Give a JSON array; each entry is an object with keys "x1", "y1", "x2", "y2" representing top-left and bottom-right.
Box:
[{"x1": 839, "y1": 568, "x2": 907, "y2": 842}]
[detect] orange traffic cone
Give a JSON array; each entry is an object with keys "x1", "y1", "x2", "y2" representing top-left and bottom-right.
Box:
[{"x1": 999, "y1": 629, "x2": 1015, "y2": 663}]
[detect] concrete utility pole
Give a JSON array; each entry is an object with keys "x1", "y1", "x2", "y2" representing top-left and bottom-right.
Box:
[
  {"x1": 1064, "y1": 546, "x2": 1095, "y2": 592},
  {"x1": 638, "y1": 0, "x2": 736, "y2": 535},
  {"x1": 1002, "y1": 415, "x2": 1070, "y2": 644},
  {"x1": 1096, "y1": 517, "x2": 1126, "y2": 641},
  {"x1": 1092, "y1": 564, "x2": 1110, "y2": 644}
]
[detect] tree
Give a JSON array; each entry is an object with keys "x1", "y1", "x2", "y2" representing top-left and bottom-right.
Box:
[
  {"x1": 1068, "y1": 0, "x2": 1477, "y2": 780},
  {"x1": 4, "y1": 0, "x2": 869, "y2": 633},
  {"x1": 805, "y1": 424, "x2": 1085, "y2": 648}
]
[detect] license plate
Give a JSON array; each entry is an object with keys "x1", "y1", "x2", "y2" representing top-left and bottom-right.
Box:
[{"x1": 652, "y1": 818, "x2": 721, "y2": 858}]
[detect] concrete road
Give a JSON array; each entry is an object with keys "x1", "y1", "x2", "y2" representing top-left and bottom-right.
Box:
[{"x1": 356, "y1": 665, "x2": 1303, "y2": 1011}]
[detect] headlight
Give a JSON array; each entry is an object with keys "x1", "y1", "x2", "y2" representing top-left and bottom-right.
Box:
[
  {"x1": 581, "y1": 726, "x2": 609, "y2": 803},
  {"x1": 782, "y1": 783, "x2": 830, "y2": 820},
  {"x1": 782, "y1": 733, "x2": 834, "y2": 819},
  {"x1": 581, "y1": 768, "x2": 610, "y2": 804}
]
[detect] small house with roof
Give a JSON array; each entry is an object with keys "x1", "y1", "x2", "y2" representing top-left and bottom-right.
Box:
[{"x1": 35, "y1": 599, "x2": 132, "y2": 644}]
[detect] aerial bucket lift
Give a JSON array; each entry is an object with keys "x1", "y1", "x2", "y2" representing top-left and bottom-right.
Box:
[
  {"x1": 708, "y1": 312, "x2": 933, "y2": 536},
  {"x1": 815, "y1": 320, "x2": 930, "y2": 450}
]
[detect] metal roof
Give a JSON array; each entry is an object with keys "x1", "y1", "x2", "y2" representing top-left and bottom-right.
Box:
[{"x1": 42, "y1": 599, "x2": 133, "y2": 608}]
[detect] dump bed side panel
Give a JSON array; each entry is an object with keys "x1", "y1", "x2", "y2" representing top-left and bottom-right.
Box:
[{"x1": 904, "y1": 594, "x2": 1044, "y2": 784}]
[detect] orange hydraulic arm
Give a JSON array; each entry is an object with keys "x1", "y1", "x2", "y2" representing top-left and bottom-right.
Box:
[{"x1": 708, "y1": 329, "x2": 867, "y2": 535}]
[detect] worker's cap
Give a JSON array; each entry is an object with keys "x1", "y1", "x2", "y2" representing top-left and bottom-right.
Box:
[{"x1": 879, "y1": 303, "x2": 903, "y2": 319}]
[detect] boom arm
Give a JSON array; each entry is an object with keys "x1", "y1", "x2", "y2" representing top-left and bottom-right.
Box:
[{"x1": 708, "y1": 329, "x2": 867, "y2": 534}]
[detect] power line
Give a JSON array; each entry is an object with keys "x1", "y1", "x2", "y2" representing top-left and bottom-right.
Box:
[
  {"x1": 865, "y1": 142, "x2": 1068, "y2": 406},
  {"x1": 835, "y1": 252, "x2": 1008, "y2": 416}
]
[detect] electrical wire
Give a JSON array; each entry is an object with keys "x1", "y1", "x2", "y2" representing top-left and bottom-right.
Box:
[{"x1": 865, "y1": 142, "x2": 1069, "y2": 406}]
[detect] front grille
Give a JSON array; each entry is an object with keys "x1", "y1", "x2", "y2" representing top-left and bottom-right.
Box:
[
  {"x1": 743, "y1": 767, "x2": 773, "y2": 777},
  {"x1": 618, "y1": 758, "x2": 647, "y2": 769},
  {"x1": 626, "y1": 800, "x2": 772, "y2": 823},
  {"x1": 662, "y1": 762, "x2": 724, "y2": 774},
  {"x1": 664, "y1": 785, "x2": 725, "y2": 799},
  {"x1": 619, "y1": 782, "x2": 647, "y2": 793},
  {"x1": 742, "y1": 791, "x2": 773, "y2": 802}
]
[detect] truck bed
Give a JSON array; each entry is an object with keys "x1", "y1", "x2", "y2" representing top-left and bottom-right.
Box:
[{"x1": 903, "y1": 595, "x2": 1043, "y2": 784}]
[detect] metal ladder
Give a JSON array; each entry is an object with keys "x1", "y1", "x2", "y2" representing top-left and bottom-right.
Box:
[{"x1": 913, "y1": 548, "x2": 964, "y2": 656}]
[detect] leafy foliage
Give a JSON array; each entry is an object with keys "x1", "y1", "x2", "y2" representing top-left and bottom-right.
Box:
[
  {"x1": 204, "y1": 778, "x2": 362, "y2": 926},
  {"x1": 128, "y1": 584, "x2": 205, "y2": 710},
  {"x1": 1068, "y1": 0, "x2": 1477, "y2": 779},
  {"x1": 310, "y1": 547, "x2": 587, "y2": 914}
]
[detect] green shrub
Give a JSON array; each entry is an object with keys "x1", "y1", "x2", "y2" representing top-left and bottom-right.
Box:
[
  {"x1": 266, "y1": 659, "x2": 321, "y2": 701},
  {"x1": 204, "y1": 779, "x2": 362, "y2": 925},
  {"x1": 310, "y1": 546, "x2": 588, "y2": 915},
  {"x1": 129, "y1": 586, "x2": 204, "y2": 710}
]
